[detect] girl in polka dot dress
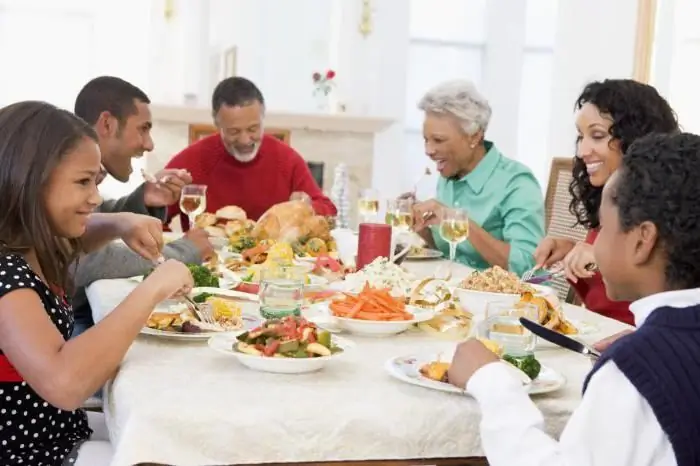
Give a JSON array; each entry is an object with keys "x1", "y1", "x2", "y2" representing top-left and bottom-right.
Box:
[{"x1": 0, "y1": 102, "x2": 193, "y2": 465}]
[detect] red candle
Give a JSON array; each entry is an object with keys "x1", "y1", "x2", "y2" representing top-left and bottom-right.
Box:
[{"x1": 356, "y1": 223, "x2": 392, "y2": 270}]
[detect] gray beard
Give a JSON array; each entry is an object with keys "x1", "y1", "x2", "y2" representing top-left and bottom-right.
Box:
[{"x1": 226, "y1": 144, "x2": 260, "y2": 162}]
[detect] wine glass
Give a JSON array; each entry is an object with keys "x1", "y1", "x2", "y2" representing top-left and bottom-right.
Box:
[
  {"x1": 385, "y1": 199, "x2": 413, "y2": 232},
  {"x1": 357, "y1": 188, "x2": 379, "y2": 223},
  {"x1": 179, "y1": 184, "x2": 208, "y2": 228},
  {"x1": 439, "y1": 208, "x2": 469, "y2": 263}
]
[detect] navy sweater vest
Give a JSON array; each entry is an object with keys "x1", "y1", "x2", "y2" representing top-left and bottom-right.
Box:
[{"x1": 583, "y1": 304, "x2": 700, "y2": 466}]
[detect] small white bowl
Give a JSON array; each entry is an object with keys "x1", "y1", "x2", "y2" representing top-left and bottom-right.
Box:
[
  {"x1": 208, "y1": 332, "x2": 354, "y2": 374},
  {"x1": 309, "y1": 303, "x2": 435, "y2": 337},
  {"x1": 454, "y1": 284, "x2": 555, "y2": 318}
]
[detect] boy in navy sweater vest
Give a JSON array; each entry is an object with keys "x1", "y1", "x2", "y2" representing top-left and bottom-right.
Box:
[{"x1": 448, "y1": 132, "x2": 700, "y2": 466}]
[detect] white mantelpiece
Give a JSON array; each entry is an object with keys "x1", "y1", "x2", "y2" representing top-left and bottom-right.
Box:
[
  {"x1": 150, "y1": 105, "x2": 394, "y2": 134},
  {"x1": 145, "y1": 105, "x2": 394, "y2": 221}
]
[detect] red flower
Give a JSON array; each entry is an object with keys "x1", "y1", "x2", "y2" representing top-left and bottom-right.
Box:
[
  {"x1": 312, "y1": 72, "x2": 322, "y2": 82},
  {"x1": 326, "y1": 70, "x2": 336, "y2": 79}
]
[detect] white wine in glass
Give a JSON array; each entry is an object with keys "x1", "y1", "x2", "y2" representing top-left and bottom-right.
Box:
[
  {"x1": 439, "y1": 208, "x2": 469, "y2": 263},
  {"x1": 180, "y1": 184, "x2": 208, "y2": 228},
  {"x1": 385, "y1": 199, "x2": 413, "y2": 231},
  {"x1": 358, "y1": 188, "x2": 380, "y2": 222}
]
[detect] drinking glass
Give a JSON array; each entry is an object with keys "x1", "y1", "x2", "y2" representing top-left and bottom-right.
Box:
[
  {"x1": 179, "y1": 184, "x2": 208, "y2": 228},
  {"x1": 385, "y1": 199, "x2": 413, "y2": 232},
  {"x1": 259, "y1": 266, "x2": 305, "y2": 319},
  {"x1": 438, "y1": 208, "x2": 469, "y2": 263},
  {"x1": 290, "y1": 191, "x2": 311, "y2": 204},
  {"x1": 478, "y1": 300, "x2": 539, "y2": 356},
  {"x1": 357, "y1": 188, "x2": 380, "y2": 223}
]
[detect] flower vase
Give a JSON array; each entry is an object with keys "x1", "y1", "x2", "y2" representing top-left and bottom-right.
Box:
[{"x1": 314, "y1": 89, "x2": 330, "y2": 112}]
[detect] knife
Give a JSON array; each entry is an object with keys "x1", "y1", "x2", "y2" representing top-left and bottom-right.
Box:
[{"x1": 519, "y1": 317, "x2": 600, "y2": 360}]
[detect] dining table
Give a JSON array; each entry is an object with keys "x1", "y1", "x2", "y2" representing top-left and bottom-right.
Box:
[{"x1": 86, "y1": 258, "x2": 630, "y2": 466}]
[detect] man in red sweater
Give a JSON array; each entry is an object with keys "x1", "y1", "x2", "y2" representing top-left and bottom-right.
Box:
[{"x1": 165, "y1": 77, "x2": 336, "y2": 228}]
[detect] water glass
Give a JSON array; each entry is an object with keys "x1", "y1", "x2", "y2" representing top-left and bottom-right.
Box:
[
  {"x1": 357, "y1": 188, "x2": 380, "y2": 223},
  {"x1": 258, "y1": 266, "x2": 305, "y2": 319},
  {"x1": 385, "y1": 199, "x2": 413, "y2": 231},
  {"x1": 478, "y1": 300, "x2": 539, "y2": 356}
]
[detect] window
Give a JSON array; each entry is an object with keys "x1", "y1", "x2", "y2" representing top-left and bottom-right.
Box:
[
  {"x1": 404, "y1": 44, "x2": 483, "y2": 130},
  {"x1": 404, "y1": 0, "x2": 487, "y2": 190},
  {"x1": 516, "y1": 0, "x2": 559, "y2": 190},
  {"x1": 409, "y1": 0, "x2": 487, "y2": 43}
]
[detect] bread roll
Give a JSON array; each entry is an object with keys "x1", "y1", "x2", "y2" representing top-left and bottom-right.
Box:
[
  {"x1": 204, "y1": 226, "x2": 226, "y2": 237},
  {"x1": 215, "y1": 205, "x2": 247, "y2": 221},
  {"x1": 224, "y1": 219, "x2": 247, "y2": 237},
  {"x1": 195, "y1": 213, "x2": 217, "y2": 228}
]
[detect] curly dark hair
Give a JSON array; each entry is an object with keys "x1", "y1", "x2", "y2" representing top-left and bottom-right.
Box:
[
  {"x1": 569, "y1": 79, "x2": 679, "y2": 229},
  {"x1": 610, "y1": 132, "x2": 700, "y2": 290}
]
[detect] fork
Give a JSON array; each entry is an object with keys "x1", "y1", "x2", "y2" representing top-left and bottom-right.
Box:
[
  {"x1": 523, "y1": 262, "x2": 598, "y2": 284},
  {"x1": 152, "y1": 256, "x2": 213, "y2": 324},
  {"x1": 183, "y1": 295, "x2": 217, "y2": 325}
]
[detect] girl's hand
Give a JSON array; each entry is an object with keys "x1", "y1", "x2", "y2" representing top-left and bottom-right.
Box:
[
  {"x1": 562, "y1": 241, "x2": 597, "y2": 283},
  {"x1": 142, "y1": 259, "x2": 194, "y2": 302}
]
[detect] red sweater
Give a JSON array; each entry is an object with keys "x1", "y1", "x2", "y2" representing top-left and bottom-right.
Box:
[
  {"x1": 165, "y1": 134, "x2": 336, "y2": 227},
  {"x1": 569, "y1": 229, "x2": 635, "y2": 326}
]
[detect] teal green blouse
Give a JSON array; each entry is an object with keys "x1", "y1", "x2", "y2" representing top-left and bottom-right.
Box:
[{"x1": 430, "y1": 141, "x2": 545, "y2": 275}]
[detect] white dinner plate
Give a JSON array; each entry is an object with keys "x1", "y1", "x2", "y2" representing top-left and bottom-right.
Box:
[
  {"x1": 141, "y1": 314, "x2": 262, "y2": 341},
  {"x1": 406, "y1": 249, "x2": 443, "y2": 260},
  {"x1": 208, "y1": 332, "x2": 354, "y2": 374},
  {"x1": 385, "y1": 352, "x2": 566, "y2": 396}
]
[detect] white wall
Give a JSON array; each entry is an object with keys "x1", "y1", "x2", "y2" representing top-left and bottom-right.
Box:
[
  {"x1": 0, "y1": 0, "x2": 648, "y2": 200},
  {"x1": 547, "y1": 0, "x2": 640, "y2": 160}
]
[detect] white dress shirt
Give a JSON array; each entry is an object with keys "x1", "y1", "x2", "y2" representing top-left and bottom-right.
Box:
[{"x1": 467, "y1": 288, "x2": 700, "y2": 466}]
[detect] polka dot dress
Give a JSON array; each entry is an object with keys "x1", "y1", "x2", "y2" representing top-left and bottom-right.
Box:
[{"x1": 0, "y1": 254, "x2": 91, "y2": 465}]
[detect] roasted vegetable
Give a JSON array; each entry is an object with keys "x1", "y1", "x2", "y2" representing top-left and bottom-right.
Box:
[
  {"x1": 229, "y1": 235, "x2": 257, "y2": 253},
  {"x1": 234, "y1": 316, "x2": 341, "y2": 358},
  {"x1": 502, "y1": 354, "x2": 541, "y2": 380}
]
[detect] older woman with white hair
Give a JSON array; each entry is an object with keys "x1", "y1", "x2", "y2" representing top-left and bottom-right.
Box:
[{"x1": 411, "y1": 80, "x2": 545, "y2": 275}]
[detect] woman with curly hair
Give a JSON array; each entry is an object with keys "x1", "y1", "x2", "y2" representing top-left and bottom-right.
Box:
[{"x1": 534, "y1": 79, "x2": 679, "y2": 325}]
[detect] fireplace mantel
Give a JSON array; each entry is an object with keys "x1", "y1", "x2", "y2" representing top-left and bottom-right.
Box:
[{"x1": 150, "y1": 105, "x2": 394, "y2": 134}]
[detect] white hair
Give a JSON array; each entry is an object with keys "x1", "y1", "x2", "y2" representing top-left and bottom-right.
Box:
[{"x1": 418, "y1": 80, "x2": 492, "y2": 135}]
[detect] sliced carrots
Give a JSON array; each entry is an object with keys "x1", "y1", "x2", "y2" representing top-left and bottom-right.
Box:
[{"x1": 329, "y1": 283, "x2": 413, "y2": 321}]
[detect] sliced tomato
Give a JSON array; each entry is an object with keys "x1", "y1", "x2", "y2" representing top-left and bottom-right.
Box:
[
  {"x1": 262, "y1": 340, "x2": 280, "y2": 357},
  {"x1": 312, "y1": 255, "x2": 342, "y2": 273},
  {"x1": 235, "y1": 283, "x2": 259, "y2": 294}
]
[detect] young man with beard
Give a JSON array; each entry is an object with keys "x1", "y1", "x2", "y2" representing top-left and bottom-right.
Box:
[
  {"x1": 71, "y1": 76, "x2": 213, "y2": 336},
  {"x1": 165, "y1": 77, "x2": 336, "y2": 228}
]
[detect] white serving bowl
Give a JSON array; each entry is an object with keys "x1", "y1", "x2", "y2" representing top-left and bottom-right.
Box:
[
  {"x1": 207, "y1": 332, "x2": 354, "y2": 374},
  {"x1": 309, "y1": 302, "x2": 435, "y2": 337},
  {"x1": 453, "y1": 284, "x2": 555, "y2": 319}
]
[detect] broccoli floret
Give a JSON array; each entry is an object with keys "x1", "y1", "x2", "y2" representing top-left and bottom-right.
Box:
[
  {"x1": 143, "y1": 263, "x2": 219, "y2": 288},
  {"x1": 502, "y1": 354, "x2": 542, "y2": 380},
  {"x1": 186, "y1": 263, "x2": 219, "y2": 288}
]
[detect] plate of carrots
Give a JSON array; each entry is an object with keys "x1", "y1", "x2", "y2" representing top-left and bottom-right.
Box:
[{"x1": 309, "y1": 284, "x2": 435, "y2": 336}]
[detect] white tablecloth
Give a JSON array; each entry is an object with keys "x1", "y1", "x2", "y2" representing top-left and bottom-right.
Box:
[{"x1": 86, "y1": 260, "x2": 629, "y2": 466}]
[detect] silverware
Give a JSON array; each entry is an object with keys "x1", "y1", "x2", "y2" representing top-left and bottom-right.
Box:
[
  {"x1": 151, "y1": 256, "x2": 210, "y2": 323},
  {"x1": 519, "y1": 317, "x2": 600, "y2": 360},
  {"x1": 412, "y1": 167, "x2": 432, "y2": 196},
  {"x1": 522, "y1": 262, "x2": 598, "y2": 284}
]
